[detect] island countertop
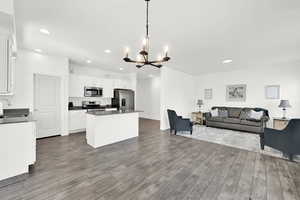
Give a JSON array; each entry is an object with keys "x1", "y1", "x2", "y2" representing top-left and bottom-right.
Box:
[{"x1": 86, "y1": 110, "x2": 142, "y2": 116}]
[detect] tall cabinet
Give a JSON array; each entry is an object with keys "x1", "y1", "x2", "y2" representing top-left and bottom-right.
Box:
[
  {"x1": 0, "y1": 11, "x2": 15, "y2": 96},
  {"x1": 0, "y1": 36, "x2": 13, "y2": 94}
]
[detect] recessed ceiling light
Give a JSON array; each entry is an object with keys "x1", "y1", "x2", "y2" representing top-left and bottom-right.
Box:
[
  {"x1": 34, "y1": 49, "x2": 42, "y2": 53},
  {"x1": 40, "y1": 28, "x2": 50, "y2": 35},
  {"x1": 222, "y1": 59, "x2": 233, "y2": 64},
  {"x1": 119, "y1": 67, "x2": 124, "y2": 71},
  {"x1": 86, "y1": 60, "x2": 92, "y2": 64},
  {"x1": 104, "y1": 49, "x2": 111, "y2": 53},
  {"x1": 149, "y1": 74, "x2": 154, "y2": 78}
]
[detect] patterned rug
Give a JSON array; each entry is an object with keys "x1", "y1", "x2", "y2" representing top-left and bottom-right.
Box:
[{"x1": 177, "y1": 125, "x2": 300, "y2": 162}]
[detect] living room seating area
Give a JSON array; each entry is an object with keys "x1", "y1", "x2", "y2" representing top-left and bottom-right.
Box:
[{"x1": 204, "y1": 107, "x2": 269, "y2": 134}]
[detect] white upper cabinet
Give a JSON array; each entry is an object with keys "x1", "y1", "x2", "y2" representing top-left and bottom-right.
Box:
[
  {"x1": 69, "y1": 75, "x2": 85, "y2": 97},
  {"x1": 102, "y1": 79, "x2": 114, "y2": 98},
  {"x1": 69, "y1": 75, "x2": 115, "y2": 98},
  {"x1": 0, "y1": 35, "x2": 12, "y2": 95},
  {"x1": 0, "y1": 36, "x2": 8, "y2": 93},
  {"x1": 114, "y1": 79, "x2": 129, "y2": 89},
  {"x1": 0, "y1": 11, "x2": 15, "y2": 95}
]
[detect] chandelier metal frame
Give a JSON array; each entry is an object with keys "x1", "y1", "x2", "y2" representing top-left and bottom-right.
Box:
[{"x1": 123, "y1": 0, "x2": 170, "y2": 68}]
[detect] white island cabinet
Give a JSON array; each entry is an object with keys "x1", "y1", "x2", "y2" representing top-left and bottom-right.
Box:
[
  {"x1": 0, "y1": 120, "x2": 36, "y2": 182},
  {"x1": 86, "y1": 110, "x2": 139, "y2": 148}
]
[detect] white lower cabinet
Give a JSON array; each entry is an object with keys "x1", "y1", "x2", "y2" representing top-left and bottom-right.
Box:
[
  {"x1": 0, "y1": 122, "x2": 36, "y2": 181},
  {"x1": 68, "y1": 110, "x2": 86, "y2": 133}
]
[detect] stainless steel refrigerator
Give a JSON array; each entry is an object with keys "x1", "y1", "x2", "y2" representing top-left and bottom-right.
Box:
[{"x1": 112, "y1": 89, "x2": 135, "y2": 110}]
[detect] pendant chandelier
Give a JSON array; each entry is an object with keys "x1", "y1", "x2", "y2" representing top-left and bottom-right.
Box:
[{"x1": 123, "y1": 0, "x2": 171, "y2": 68}]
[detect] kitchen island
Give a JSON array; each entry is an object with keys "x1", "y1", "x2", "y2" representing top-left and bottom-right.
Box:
[{"x1": 86, "y1": 110, "x2": 140, "y2": 148}]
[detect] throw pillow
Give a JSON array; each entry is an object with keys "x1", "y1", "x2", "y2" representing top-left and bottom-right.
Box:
[
  {"x1": 250, "y1": 110, "x2": 263, "y2": 120},
  {"x1": 211, "y1": 108, "x2": 219, "y2": 117},
  {"x1": 218, "y1": 109, "x2": 228, "y2": 118},
  {"x1": 240, "y1": 110, "x2": 250, "y2": 120}
]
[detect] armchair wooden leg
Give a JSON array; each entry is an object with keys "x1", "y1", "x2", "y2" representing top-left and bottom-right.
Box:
[
  {"x1": 260, "y1": 133, "x2": 265, "y2": 150},
  {"x1": 174, "y1": 130, "x2": 177, "y2": 135},
  {"x1": 190, "y1": 130, "x2": 192, "y2": 135},
  {"x1": 289, "y1": 154, "x2": 294, "y2": 161}
]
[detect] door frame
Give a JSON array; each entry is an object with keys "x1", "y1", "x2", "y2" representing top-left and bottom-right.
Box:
[{"x1": 33, "y1": 73, "x2": 62, "y2": 138}]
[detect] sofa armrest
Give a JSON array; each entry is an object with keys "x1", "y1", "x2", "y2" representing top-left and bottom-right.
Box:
[
  {"x1": 204, "y1": 112, "x2": 211, "y2": 119},
  {"x1": 261, "y1": 116, "x2": 269, "y2": 122},
  {"x1": 263, "y1": 128, "x2": 290, "y2": 148},
  {"x1": 264, "y1": 128, "x2": 288, "y2": 140}
]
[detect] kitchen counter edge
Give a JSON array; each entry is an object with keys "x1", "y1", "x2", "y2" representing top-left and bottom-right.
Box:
[{"x1": 86, "y1": 110, "x2": 142, "y2": 116}]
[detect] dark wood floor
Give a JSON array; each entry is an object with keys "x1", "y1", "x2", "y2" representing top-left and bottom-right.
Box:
[{"x1": 1, "y1": 118, "x2": 300, "y2": 200}]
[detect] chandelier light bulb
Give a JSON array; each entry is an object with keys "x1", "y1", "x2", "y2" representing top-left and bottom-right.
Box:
[
  {"x1": 164, "y1": 46, "x2": 169, "y2": 53},
  {"x1": 164, "y1": 46, "x2": 169, "y2": 57},
  {"x1": 142, "y1": 38, "x2": 147, "y2": 45},
  {"x1": 157, "y1": 54, "x2": 163, "y2": 64},
  {"x1": 125, "y1": 47, "x2": 130, "y2": 58},
  {"x1": 157, "y1": 54, "x2": 162, "y2": 61},
  {"x1": 137, "y1": 55, "x2": 143, "y2": 62},
  {"x1": 142, "y1": 38, "x2": 148, "y2": 51}
]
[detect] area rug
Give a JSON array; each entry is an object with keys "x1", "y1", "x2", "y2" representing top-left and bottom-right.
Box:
[{"x1": 177, "y1": 125, "x2": 300, "y2": 162}]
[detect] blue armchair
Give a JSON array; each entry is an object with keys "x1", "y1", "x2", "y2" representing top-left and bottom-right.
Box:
[
  {"x1": 167, "y1": 109, "x2": 193, "y2": 135},
  {"x1": 260, "y1": 119, "x2": 300, "y2": 161}
]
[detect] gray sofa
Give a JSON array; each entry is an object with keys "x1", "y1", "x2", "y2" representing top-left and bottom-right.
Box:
[{"x1": 205, "y1": 107, "x2": 269, "y2": 134}]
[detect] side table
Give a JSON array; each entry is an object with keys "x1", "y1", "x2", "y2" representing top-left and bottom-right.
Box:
[{"x1": 273, "y1": 118, "x2": 290, "y2": 130}]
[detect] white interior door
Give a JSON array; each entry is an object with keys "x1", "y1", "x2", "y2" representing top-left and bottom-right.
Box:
[{"x1": 34, "y1": 74, "x2": 61, "y2": 138}]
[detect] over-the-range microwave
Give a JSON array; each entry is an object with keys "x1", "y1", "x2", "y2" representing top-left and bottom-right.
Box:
[{"x1": 84, "y1": 87, "x2": 103, "y2": 97}]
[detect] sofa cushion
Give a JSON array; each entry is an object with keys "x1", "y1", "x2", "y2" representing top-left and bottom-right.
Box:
[
  {"x1": 249, "y1": 110, "x2": 264, "y2": 120},
  {"x1": 218, "y1": 109, "x2": 228, "y2": 118},
  {"x1": 209, "y1": 117, "x2": 224, "y2": 122},
  {"x1": 211, "y1": 108, "x2": 219, "y2": 117},
  {"x1": 240, "y1": 110, "x2": 251, "y2": 120},
  {"x1": 240, "y1": 120, "x2": 261, "y2": 127},
  {"x1": 223, "y1": 118, "x2": 241, "y2": 124},
  {"x1": 228, "y1": 108, "x2": 242, "y2": 118}
]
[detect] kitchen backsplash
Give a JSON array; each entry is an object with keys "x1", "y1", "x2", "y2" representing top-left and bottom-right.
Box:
[{"x1": 69, "y1": 97, "x2": 112, "y2": 107}]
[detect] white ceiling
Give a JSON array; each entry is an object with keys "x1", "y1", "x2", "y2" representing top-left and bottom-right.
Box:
[{"x1": 14, "y1": 0, "x2": 300, "y2": 75}]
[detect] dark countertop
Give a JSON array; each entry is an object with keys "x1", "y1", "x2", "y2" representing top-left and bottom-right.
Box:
[
  {"x1": 86, "y1": 110, "x2": 142, "y2": 116},
  {"x1": 69, "y1": 106, "x2": 117, "y2": 111},
  {"x1": 0, "y1": 116, "x2": 36, "y2": 125}
]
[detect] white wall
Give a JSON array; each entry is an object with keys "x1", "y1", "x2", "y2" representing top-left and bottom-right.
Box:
[
  {"x1": 0, "y1": 0, "x2": 14, "y2": 15},
  {"x1": 136, "y1": 76, "x2": 161, "y2": 120},
  {"x1": 196, "y1": 65, "x2": 300, "y2": 127},
  {"x1": 160, "y1": 67, "x2": 197, "y2": 130},
  {"x1": 2, "y1": 49, "x2": 70, "y2": 135}
]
